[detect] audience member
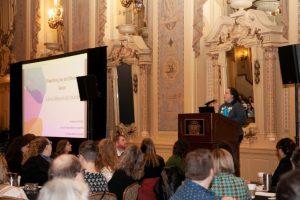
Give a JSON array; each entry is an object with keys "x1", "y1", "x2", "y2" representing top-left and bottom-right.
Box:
[
  {"x1": 49, "y1": 154, "x2": 83, "y2": 182},
  {"x1": 0, "y1": 154, "x2": 28, "y2": 199},
  {"x1": 154, "y1": 166, "x2": 185, "y2": 200},
  {"x1": 276, "y1": 169, "x2": 300, "y2": 200},
  {"x1": 20, "y1": 137, "x2": 52, "y2": 186},
  {"x1": 5, "y1": 134, "x2": 35, "y2": 173},
  {"x1": 97, "y1": 138, "x2": 118, "y2": 182},
  {"x1": 141, "y1": 138, "x2": 165, "y2": 179},
  {"x1": 139, "y1": 138, "x2": 165, "y2": 200},
  {"x1": 166, "y1": 140, "x2": 188, "y2": 170},
  {"x1": 170, "y1": 149, "x2": 234, "y2": 200},
  {"x1": 210, "y1": 148, "x2": 250, "y2": 200},
  {"x1": 108, "y1": 145, "x2": 144, "y2": 200},
  {"x1": 37, "y1": 178, "x2": 89, "y2": 200},
  {"x1": 78, "y1": 140, "x2": 108, "y2": 193},
  {"x1": 113, "y1": 134, "x2": 126, "y2": 157},
  {"x1": 272, "y1": 138, "x2": 296, "y2": 187},
  {"x1": 54, "y1": 139, "x2": 72, "y2": 157},
  {"x1": 291, "y1": 148, "x2": 300, "y2": 169}
]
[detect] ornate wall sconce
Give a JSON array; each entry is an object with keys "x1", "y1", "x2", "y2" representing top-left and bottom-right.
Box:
[
  {"x1": 48, "y1": 0, "x2": 63, "y2": 29},
  {"x1": 120, "y1": 0, "x2": 144, "y2": 10},
  {"x1": 254, "y1": 60, "x2": 260, "y2": 84},
  {"x1": 240, "y1": 50, "x2": 248, "y2": 61},
  {"x1": 133, "y1": 74, "x2": 138, "y2": 93}
]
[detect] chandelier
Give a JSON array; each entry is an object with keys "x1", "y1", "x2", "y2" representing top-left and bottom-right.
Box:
[
  {"x1": 120, "y1": 0, "x2": 144, "y2": 10},
  {"x1": 48, "y1": 0, "x2": 63, "y2": 29}
]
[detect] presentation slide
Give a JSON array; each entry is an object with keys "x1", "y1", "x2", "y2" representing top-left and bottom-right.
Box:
[{"x1": 22, "y1": 53, "x2": 88, "y2": 138}]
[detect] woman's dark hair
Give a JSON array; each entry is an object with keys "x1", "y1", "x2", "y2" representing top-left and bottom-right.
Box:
[
  {"x1": 55, "y1": 139, "x2": 69, "y2": 157},
  {"x1": 6, "y1": 135, "x2": 35, "y2": 163},
  {"x1": 228, "y1": 87, "x2": 240, "y2": 104},
  {"x1": 173, "y1": 140, "x2": 188, "y2": 158},
  {"x1": 154, "y1": 166, "x2": 185, "y2": 200},
  {"x1": 276, "y1": 138, "x2": 296, "y2": 158}
]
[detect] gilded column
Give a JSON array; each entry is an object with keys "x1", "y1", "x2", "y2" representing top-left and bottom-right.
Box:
[
  {"x1": 264, "y1": 47, "x2": 277, "y2": 139},
  {"x1": 139, "y1": 65, "x2": 149, "y2": 136},
  {"x1": 207, "y1": 53, "x2": 221, "y2": 108}
]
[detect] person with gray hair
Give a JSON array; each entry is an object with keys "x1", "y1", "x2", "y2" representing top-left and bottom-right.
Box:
[
  {"x1": 276, "y1": 169, "x2": 300, "y2": 200},
  {"x1": 37, "y1": 178, "x2": 89, "y2": 200},
  {"x1": 48, "y1": 154, "x2": 83, "y2": 182}
]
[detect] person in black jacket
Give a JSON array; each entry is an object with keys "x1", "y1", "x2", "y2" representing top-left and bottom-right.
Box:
[
  {"x1": 108, "y1": 145, "x2": 144, "y2": 200},
  {"x1": 21, "y1": 137, "x2": 53, "y2": 186},
  {"x1": 219, "y1": 87, "x2": 247, "y2": 143},
  {"x1": 272, "y1": 138, "x2": 296, "y2": 187}
]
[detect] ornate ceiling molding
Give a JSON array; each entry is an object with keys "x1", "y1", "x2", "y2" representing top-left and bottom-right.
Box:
[
  {"x1": 205, "y1": 9, "x2": 288, "y2": 53},
  {"x1": 108, "y1": 35, "x2": 151, "y2": 68}
]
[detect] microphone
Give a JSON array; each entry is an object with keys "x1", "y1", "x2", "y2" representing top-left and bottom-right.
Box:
[{"x1": 204, "y1": 99, "x2": 216, "y2": 106}]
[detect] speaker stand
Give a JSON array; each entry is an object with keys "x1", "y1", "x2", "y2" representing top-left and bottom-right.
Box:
[{"x1": 295, "y1": 83, "x2": 299, "y2": 147}]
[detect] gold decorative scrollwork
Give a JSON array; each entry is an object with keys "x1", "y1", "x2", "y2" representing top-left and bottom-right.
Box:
[
  {"x1": 133, "y1": 74, "x2": 138, "y2": 93},
  {"x1": 254, "y1": 60, "x2": 260, "y2": 84}
]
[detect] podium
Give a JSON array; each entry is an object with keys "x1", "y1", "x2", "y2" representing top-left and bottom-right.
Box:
[{"x1": 178, "y1": 113, "x2": 240, "y2": 175}]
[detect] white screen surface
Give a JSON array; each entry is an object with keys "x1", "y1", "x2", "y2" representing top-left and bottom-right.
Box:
[{"x1": 22, "y1": 53, "x2": 87, "y2": 138}]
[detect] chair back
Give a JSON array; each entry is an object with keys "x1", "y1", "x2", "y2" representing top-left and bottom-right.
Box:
[
  {"x1": 89, "y1": 192, "x2": 117, "y2": 200},
  {"x1": 137, "y1": 177, "x2": 159, "y2": 200},
  {"x1": 123, "y1": 183, "x2": 140, "y2": 200}
]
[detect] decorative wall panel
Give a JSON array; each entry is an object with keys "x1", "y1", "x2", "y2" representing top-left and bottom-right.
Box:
[
  {"x1": 158, "y1": 0, "x2": 184, "y2": 131},
  {"x1": 96, "y1": 0, "x2": 106, "y2": 46},
  {"x1": 30, "y1": 0, "x2": 41, "y2": 59},
  {"x1": 12, "y1": 0, "x2": 26, "y2": 61},
  {"x1": 72, "y1": 0, "x2": 89, "y2": 51}
]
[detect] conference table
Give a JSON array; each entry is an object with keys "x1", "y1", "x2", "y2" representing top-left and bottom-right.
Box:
[{"x1": 254, "y1": 192, "x2": 276, "y2": 200}]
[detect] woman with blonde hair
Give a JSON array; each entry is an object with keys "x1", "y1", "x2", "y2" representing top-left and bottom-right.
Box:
[
  {"x1": 139, "y1": 138, "x2": 165, "y2": 200},
  {"x1": 140, "y1": 138, "x2": 165, "y2": 178},
  {"x1": 0, "y1": 154, "x2": 28, "y2": 199},
  {"x1": 97, "y1": 138, "x2": 118, "y2": 182},
  {"x1": 108, "y1": 145, "x2": 144, "y2": 200},
  {"x1": 210, "y1": 148, "x2": 250, "y2": 200}
]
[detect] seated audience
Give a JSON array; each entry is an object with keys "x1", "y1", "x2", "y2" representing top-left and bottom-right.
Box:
[
  {"x1": 291, "y1": 148, "x2": 300, "y2": 169},
  {"x1": 37, "y1": 178, "x2": 89, "y2": 200},
  {"x1": 108, "y1": 145, "x2": 144, "y2": 200},
  {"x1": 0, "y1": 154, "x2": 28, "y2": 199},
  {"x1": 54, "y1": 139, "x2": 72, "y2": 157},
  {"x1": 21, "y1": 137, "x2": 52, "y2": 186},
  {"x1": 113, "y1": 134, "x2": 126, "y2": 157},
  {"x1": 97, "y1": 138, "x2": 118, "y2": 182},
  {"x1": 49, "y1": 154, "x2": 83, "y2": 182},
  {"x1": 170, "y1": 149, "x2": 234, "y2": 200},
  {"x1": 210, "y1": 148, "x2": 250, "y2": 200},
  {"x1": 276, "y1": 169, "x2": 300, "y2": 200},
  {"x1": 166, "y1": 140, "x2": 188, "y2": 170},
  {"x1": 5, "y1": 134, "x2": 35, "y2": 173},
  {"x1": 272, "y1": 138, "x2": 296, "y2": 187},
  {"x1": 78, "y1": 140, "x2": 108, "y2": 193},
  {"x1": 139, "y1": 138, "x2": 165, "y2": 200},
  {"x1": 154, "y1": 166, "x2": 185, "y2": 200}
]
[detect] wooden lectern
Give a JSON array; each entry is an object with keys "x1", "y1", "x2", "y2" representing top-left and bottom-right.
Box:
[{"x1": 178, "y1": 113, "x2": 240, "y2": 175}]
